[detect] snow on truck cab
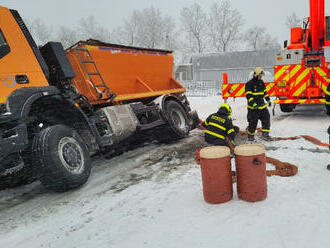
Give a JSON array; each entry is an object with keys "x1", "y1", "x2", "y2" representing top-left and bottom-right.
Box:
[{"x1": 0, "y1": 6, "x2": 199, "y2": 191}]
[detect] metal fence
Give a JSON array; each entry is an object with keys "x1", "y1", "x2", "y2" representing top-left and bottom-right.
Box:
[{"x1": 180, "y1": 80, "x2": 221, "y2": 97}]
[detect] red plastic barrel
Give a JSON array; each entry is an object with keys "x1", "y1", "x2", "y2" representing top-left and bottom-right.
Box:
[
  {"x1": 197, "y1": 146, "x2": 232, "y2": 204},
  {"x1": 234, "y1": 144, "x2": 267, "y2": 202}
]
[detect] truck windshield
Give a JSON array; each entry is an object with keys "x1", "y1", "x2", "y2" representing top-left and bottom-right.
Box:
[{"x1": 0, "y1": 29, "x2": 10, "y2": 59}]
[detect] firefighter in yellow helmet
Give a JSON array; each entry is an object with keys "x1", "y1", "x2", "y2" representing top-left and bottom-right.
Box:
[
  {"x1": 202, "y1": 103, "x2": 239, "y2": 146},
  {"x1": 245, "y1": 67, "x2": 272, "y2": 141}
]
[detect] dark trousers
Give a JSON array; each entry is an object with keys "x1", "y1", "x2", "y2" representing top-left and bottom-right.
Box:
[
  {"x1": 247, "y1": 108, "x2": 270, "y2": 134},
  {"x1": 205, "y1": 138, "x2": 228, "y2": 147}
]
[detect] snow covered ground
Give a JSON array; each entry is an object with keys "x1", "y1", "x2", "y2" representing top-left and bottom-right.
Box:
[{"x1": 0, "y1": 96, "x2": 329, "y2": 248}]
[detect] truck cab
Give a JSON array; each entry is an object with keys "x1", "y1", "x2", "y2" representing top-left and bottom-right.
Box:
[{"x1": 0, "y1": 6, "x2": 50, "y2": 105}]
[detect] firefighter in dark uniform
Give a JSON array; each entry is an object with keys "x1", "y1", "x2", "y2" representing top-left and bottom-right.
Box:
[
  {"x1": 325, "y1": 83, "x2": 330, "y2": 150},
  {"x1": 245, "y1": 67, "x2": 272, "y2": 141},
  {"x1": 202, "y1": 103, "x2": 239, "y2": 146}
]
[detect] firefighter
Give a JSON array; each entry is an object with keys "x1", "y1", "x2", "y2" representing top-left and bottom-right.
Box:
[
  {"x1": 325, "y1": 83, "x2": 330, "y2": 150},
  {"x1": 202, "y1": 103, "x2": 239, "y2": 146},
  {"x1": 245, "y1": 67, "x2": 272, "y2": 141}
]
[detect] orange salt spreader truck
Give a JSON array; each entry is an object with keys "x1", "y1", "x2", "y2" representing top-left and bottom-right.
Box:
[
  {"x1": 0, "y1": 6, "x2": 199, "y2": 191},
  {"x1": 222, "y1": 0, "x2": 330, "y2": 114}
]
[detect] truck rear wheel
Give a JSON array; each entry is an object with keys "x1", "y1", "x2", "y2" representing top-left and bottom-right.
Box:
[
  {"x1": 280, "y1": 104, "x2": 296, "y2": 113},
  {"x1": 163, "y1": 100, "x2": 190, "y2": 139},
  {"x1": 32, "y1": 124, "x2": 91, "y2": 192}
]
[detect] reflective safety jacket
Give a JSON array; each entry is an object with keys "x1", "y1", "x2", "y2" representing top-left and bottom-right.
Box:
[
  {"x1": 202, "y1": 110, "x2": 236, "y2": 144},
  {"x1": 326, "y1": 83, "x2": 330, "y2": 116},
  {"x1": 245, "y1": 77, "x2": 270, "y2": 110}
]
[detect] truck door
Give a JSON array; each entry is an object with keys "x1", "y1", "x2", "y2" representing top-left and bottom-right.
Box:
[{"x1": 0, "y1": 6, "x2": 49, "y2": 104}]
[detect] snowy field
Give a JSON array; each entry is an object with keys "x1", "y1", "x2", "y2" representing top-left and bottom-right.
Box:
[{"x1": 0, "y1": 96, "x2": 329, "y2": 248}]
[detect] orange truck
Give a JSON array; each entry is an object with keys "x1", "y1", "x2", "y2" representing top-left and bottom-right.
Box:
[
  {"x1": 222, "y1": 0, "x2": 330, "y2": 113},
  {"x1": 0, "y1": 7, "x2": 199, "y2": 191}
]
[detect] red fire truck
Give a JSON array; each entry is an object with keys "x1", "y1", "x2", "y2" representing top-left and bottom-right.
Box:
[{"x1": 222, "y1": 0, "x2": 330, "y2": 113}]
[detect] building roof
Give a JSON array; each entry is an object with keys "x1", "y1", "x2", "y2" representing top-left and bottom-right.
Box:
[
  {"x1": 191, "y1": 50, "x2": 278, "y2": 69},
  {"x1": 190, "y1": 50, "x2": 278, "y2": 83}
]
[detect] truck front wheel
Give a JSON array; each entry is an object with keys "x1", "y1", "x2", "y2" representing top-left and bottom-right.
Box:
[
  {"x1": 32, "y1": 124, "x2": 91, "y2": 192},
  {"x1": 163, "y1": 100, "x2": 190, "y2": 139}
]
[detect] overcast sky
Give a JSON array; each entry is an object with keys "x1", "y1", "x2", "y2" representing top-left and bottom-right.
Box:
[{"x1": 1, "y1": 0, "x2": 329, "y2": 44}]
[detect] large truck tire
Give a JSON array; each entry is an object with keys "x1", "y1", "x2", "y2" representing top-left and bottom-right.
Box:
[
  {"x1": 32, "y1": 124, "x2": 91, "y2": 192},
  {"x1": 280, "y1": 104, "x2": 295, "y2": 113},
  {"x1": 163, "y1": 100, "x2": 190, "y2": 139}
]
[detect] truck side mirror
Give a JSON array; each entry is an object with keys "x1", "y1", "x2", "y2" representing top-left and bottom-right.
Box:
[{"x1": 284, "y1": 40, "x2": 288, "y2": 48}]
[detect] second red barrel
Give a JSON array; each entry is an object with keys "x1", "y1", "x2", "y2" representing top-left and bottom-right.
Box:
[{"x1": 234, "y1": 144, "x2": 267, "y2": 202}]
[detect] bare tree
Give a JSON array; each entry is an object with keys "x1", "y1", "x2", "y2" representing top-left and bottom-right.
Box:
[
  {"x1": 208, "y1": 0, "x2": 244, "y2": 52},
  {"x1": 163, "y1": 16, "x2": 177, "y2": 50},
  {"x1": 113, "y1": 7, "x2": 176, "y2": 50},
  {"x1": 260, "y1": 33, "x2": 281, "y2": 50},
  {"x1": 180, "y1": 3, "x2": 208, "y2": 54},
  {"x1": 286, "y1": 12, "x2": 301, "y2": 29},
  {"x1": 24, "y1": 17, "x2": 53, "y2": 45},
  {"x1": 136, "y1": 6, "x2": 176, "y2": 49},
  {"x1": 112, "y1": 10, "x2": 139, "y2": 46},
  {"x1": 77, "y1": 15, "x2": 111, "y2": 42},
  {"x1": 244, "y1": 26, "x2": 280, "y2": 51},
  {"x1": 56, "y1": 26, "x2": 78, "y2": 49}
]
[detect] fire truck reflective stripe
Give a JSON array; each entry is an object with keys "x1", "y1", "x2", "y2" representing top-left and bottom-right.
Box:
[
  {"x1": 223, "y1": 82, "x2": 275, "y2": 97},
  {"x1": 314, "y1": 67, "x2": 330, "y2": 92},
  {"x1": 279, "y1": 65, "x2": 300, "y2": 82},
  {"x1": 274, "y1": 65, "x2": 290, "y2": 81},
  {"x1": 284, "y1": 65, "x2": 302, "y2": 82},
  {"x1": 275, "y1": 65, "x2": 302, "y2": 85},
  {"x1": 223, "y1": 84, "x2": 245, "y2": 97},
  {"x1": 265, "y1": 83, "x2": 276, "y2": 96},
  {"x1": 209, "y1": 122, "x2": 226, "y2": 131},
  {"x1": 222, "y1": 88, "x2": 230, "y2": 97},
  {"x1": 291, "y1": 68, "x2": 311, "y2": 96},
  {"x1": 287, "y1": 66, "x2": 306, "y2": 86},
  {"x1": 236, "y1": 86, "x2": 245, "y2": 97},
  {"x1": 325, "y1": 88, "x2": 330, "y2": 95},
  {"x1": 274, "y1": 99, "x2": 325, "y2": 104},
  {"x1": 315, "y1": 67, "x2": 327, "y2": 77},
  {"x1": 231, "y1": 84, "x2": 244, "y2": 97},
  {"x1": 205, "y1": 130, "x2": 225, "y2": 140}
]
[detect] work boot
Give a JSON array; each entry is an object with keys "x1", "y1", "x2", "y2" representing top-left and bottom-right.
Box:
[
  {"x1": 261, "y1": 132, "x2": 273, "y2": 141},
  {"x1": 248, "y1": 134, "x2": 255, "y2": 141}
]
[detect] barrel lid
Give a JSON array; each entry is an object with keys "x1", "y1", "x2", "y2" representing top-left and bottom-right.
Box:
[
  {"x1": 200, "y1": 146, "x2": 231, "y2": 159},
  {"x1": 234, "y1": 144, "x2": 265, "y2": 156}
]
